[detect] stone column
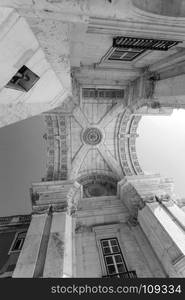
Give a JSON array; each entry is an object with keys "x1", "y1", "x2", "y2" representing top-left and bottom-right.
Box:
[
  {"x1": 12, "y1": 210, "x2": 49, "y2": 278},
  {"x1": 138, "y1": 200, "x2": 185, "y2": 277},
  {"x1": 42, "y1": 206, "x2": 75, "y2": 278},
  {"x1": 157, "y1": 196, "x2": 185, "y2": 232},
  {"x1": 42, "y1": 210, "x2": 69, "y2": 278},
  {"x1": 63, "y1": 213, "x2": 74, "y2": 278},
  {"x1": 118, "y1": 175, "x2": 185, "y2": 277},
  {"x1": 14, "y1": 180, "x2": 81, "y2": 278}
]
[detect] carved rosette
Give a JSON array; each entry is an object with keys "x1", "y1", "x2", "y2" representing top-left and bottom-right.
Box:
[{"x1": 82, "y1": 127, "x2": 102, "y2": 145}]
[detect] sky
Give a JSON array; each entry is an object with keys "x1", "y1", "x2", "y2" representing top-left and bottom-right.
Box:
[
  {"x1": 136, "y1": 109, "x2": 185, "y2": 199},
  {"x1": 0, "y1": 116, "x2": 46, "y2": 217},
  {"x1": 0, "y1": 109, "x2": 185, "y2": 216}
]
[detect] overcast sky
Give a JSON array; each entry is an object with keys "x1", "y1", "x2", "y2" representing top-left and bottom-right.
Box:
[
  {"x1": 0, "y1": 109, "x2": 185, "y2": 216},
  {"x1": 136, "y1": 109, "x2": 185, "y2": 199},
  {"x1": 0, "y1": 116, "x2": 46, "y2": 217}
]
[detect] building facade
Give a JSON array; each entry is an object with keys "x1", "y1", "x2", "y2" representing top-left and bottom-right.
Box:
[
  {"x1": 1, "y1": 0, "x2": 185, "y2": 277},
  {"x1": 0, "y1": 215, "x2": 30, "y2": 277}
]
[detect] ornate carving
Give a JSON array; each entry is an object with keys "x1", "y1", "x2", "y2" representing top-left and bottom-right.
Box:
[
  {"x1": 32, "y1": 205, "x2": 50, "y2": 215},
  {"x1": 82, "y1": 127, "x2": 102, "y2": 145},
  {"x1": 67, "y1": 182, "x2": 82, "y2": 215},
  {"x1": 127, "y1": 215, "x2": 139, "y2": 227},
  {"x1": 143, "y1": 195, "x2": 156, "y2": 203},
  {"x1": 143, "y1": 194, "x2": 170, "y2": 204},
  {"x1": 33, "y1": 202, "x2": 68, "y2": 214},
  {"x1": 118, "y1": 110, "x2": 143, "y2": 176},
  {"x1": 44, "y1": 114, "x2": 68, "y2": 181},
  {"x1": 156, "y1": 194, "x2": 171, "y2": 203},
  {"x1": 143, "y1": 71, "x2": 160, "y2": 99},
  {"x1": 31, "y1": 191, "x2": 40, "y2": 205},
  {"x1": 150, "y1": 101, "x2": 161, "y2": 109},
  {"x1": 52, "y1": 203, "x2": 68, "y2": 213},
  {"x1": 75, "y1": 223, "x2": 92, "y2": 233}
]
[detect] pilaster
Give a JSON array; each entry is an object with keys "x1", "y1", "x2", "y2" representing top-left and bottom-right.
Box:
[
  {"x1": 13, "y1": 180, "x2": 82, "y2": 278},
  {"x1": 12, "y1": 213, "x2": 48, "y2": 277}
]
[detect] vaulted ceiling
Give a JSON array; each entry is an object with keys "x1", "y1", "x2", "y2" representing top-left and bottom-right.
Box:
[
  {"x1": 43, "y1": 86, "x2": 144, "y2": 199},
  {"x1": 1, "y1": 0, "x2": 185, "y2": 197}
]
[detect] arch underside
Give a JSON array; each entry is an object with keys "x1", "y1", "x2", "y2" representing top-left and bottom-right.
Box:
[{"x1": 43, "y1": 99, "x2": 144, "y2": 196}]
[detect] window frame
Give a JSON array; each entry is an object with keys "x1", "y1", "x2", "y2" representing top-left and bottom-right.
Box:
[
  {"x1": 100, "y1": 237, "x2": 128, "y2": 276},
  {"x1": 8, "y1": 231, "x2": 27, "y2": 254},
  {"x1": 93, "y1": 224, "x2": 129, "y2": 277}
]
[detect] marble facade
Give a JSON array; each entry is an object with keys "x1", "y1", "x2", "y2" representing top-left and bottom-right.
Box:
[{"x1": 1, "y1": 0, "x2": 185, "y2": 277}]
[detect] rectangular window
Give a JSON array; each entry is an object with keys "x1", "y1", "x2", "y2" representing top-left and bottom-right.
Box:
[
  {"x1": 10, "y1": 231, "x2": 26, "y2": 252},
  {"x1": 107, "y1": 47, "x2": 145, "y2": 61},
  {"x1": 82, "y1": 88, "x2": 124, "y2": 99},
  {"x1": 100, "y1": 238, "x2": 136, "y2": 278}
]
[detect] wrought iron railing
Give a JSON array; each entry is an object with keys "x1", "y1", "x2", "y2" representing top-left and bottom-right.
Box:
[{"x1": 102, "y1": 270, "x2": 137, "y2": 278}]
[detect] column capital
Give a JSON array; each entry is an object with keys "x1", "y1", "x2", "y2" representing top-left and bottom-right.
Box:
[
  {"x1": 31, "y1": 180, "x2": 82, "y2": 216},
  {"x1": 142, "y1": 70, "x2": 160, "y2": 100},
  {"x1": 118, "y1": 174, "x2": 174, "y2": 226}
]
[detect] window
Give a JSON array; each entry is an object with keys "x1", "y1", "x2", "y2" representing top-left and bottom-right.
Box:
[
  {"x1": 102, "y1": 45, "x2": 145, "y2": 62},
  {"x1": 93, "y1": 225, "x2": 137, "y2": 278},
  {"x1": 5, "y1": 65, "x2": 39, "y2": 92},
  {"x1": 82, "y1": 88, "x2": 124, "y2": 99},
  {"x1": 101, "y1": 238, "x2": 128, "y2": 277},
  {"x1": 107, "y1": 47, "x2": 144, "y2": 61},
  {"x1": 9, "y1": 231, "x2": 26, "y2": 253}
]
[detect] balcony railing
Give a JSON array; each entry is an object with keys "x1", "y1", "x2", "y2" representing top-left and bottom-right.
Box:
[{"x1": 102, "y1": 270, "x2": 137, "y2": 278}]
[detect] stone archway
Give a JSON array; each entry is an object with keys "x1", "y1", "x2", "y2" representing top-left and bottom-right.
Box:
[{"x1": 117, "y1": 109, "x2": 144, "y2": 176}]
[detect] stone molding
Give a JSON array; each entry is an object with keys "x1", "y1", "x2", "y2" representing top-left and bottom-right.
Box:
[
  {"x1": 32, "y1": 181, "x2": 82, "y2": 216},
  {"x1": 118, "y1": 175, "x2": 174, "y2": 226}
]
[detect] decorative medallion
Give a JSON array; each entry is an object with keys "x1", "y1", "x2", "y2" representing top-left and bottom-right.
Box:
[{"x1": 82, "y1": 127, "x2": 102, "y2": 145}]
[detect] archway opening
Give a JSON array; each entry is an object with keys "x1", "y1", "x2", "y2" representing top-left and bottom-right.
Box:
[
  {"x1": 136, "y1": 109, "x2": 185, "y2": 199},
  {"x1": 0, "y1": 116, "x2": 47, "y2": 216}
]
